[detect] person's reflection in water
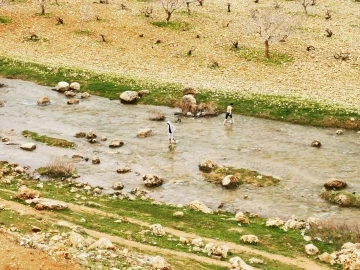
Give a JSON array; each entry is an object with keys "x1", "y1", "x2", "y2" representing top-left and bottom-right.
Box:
[{"x1": 225, "y1": 124, "x2": 233, "y2": 137}]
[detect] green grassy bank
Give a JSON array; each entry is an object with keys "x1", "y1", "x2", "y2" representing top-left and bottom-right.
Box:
[{"x1": 0, "y1": 56, "x2": 359, "y2": 130}]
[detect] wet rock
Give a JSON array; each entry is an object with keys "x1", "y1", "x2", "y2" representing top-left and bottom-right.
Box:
[
  {"x1": 88, "y1": 138, "x2": 98, "y2": 144},
  {"x1": 100, "y1": 136, "x2": 107, "y2": 141},
  {"x1": 2, "y1": 137, "x2": 9, "y2": 142},
  {"x1": 142, "y1": 174, "x2": 164, "y2": 187},
  {"x1": 182, "y1": 87, "x2": 197, "y2": 96},
  {"x1": 116, "y1": 166, "x2": 131, "y2": 174},
  {"x1": 240, "y1": 235, "x2": 259, "y2": 244},
  {"x1": 109, "y1": 139, "x2": 124, "y2": 148},
  {"x1": 74, "y1": 132, "x2": 86, "y2": 138},
  {"x1": 198, "y1": 160, "x2": 218, "y2": 172},
  {"x1": 229, "y1": 256, "x2": 254, "y2": 270},
  {"x1": 92, "y1": 157, "x2": 100, "y2": 164},
  {"x1": 119, "y1": 91, "x2": 139, "y2": 103},
  {"x1": 69, "y1": 82, "x2": 81, "y2": 91},
  {"x1": 324, "y1": 179, "x2": 347, "y2": 190},
  {"x1": 311, "y1": 140, "x2": 321, "y2": 148},
  {"x1": 64, "y1": 91, "x2": 76, "y2": 98},
  {"x1": 72, "y1": 154, "x2": 84, "y2": 159},
  {"x1": 67, "y1": 98, "x2": 79, "y2": 105},
  {"x1": 235, "y1": 212, "x2": 249, "y2": 224},
  {"x1": 336, "y1": 129, "x2": 344, "y2": 135},
  {"x1": 88, "y1": 237, "x2": 115, "y2": 250},
  {"x1": 0, "y1": 100, "x2": 4, "y2": 107},
  {"x1": 305, "y1": 244, "x2": 319, "y2": 255},
  {"x1": 37, "y1": 96, "x2": 50, "y2": 106},
  {"x1": 136, "y1": 128, "x2": 153, "y2": 138},
  {"x1": 266, "y1": 217, "x2": 285, "y2": 227},
  {"x1": 86, "y1": 131, "x2": 97, "y2": 139},
  {"x1": 188, "y1": 200, "x2": 213, "y2": 214},
  {"x1": 112, "y1": 182, "x2": 124, "y2": 190},
  {"x1": 222, "y1": 175, "x2": 240, "y2": 189},
  {"x1": 150, "y1": 224, "x2": 166, "y2": 236},
  {"x1": 20, "y1": 143, "x2": 36, "y2": 151},
  {"x1": 54, "y1": 81, "x2": 69, "y2": 92},
  {"x1": 15, "y1": 186, "x2": 40, "y2": 200},
  {"x1": 81, "y1": 92, "x2": 90, "y2": 99}
]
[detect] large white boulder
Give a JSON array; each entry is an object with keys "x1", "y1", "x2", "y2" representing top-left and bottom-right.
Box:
[
  {"x1": 20, "y1": 143, "x2": 36, "y2": 151},
  {"x1": 55, "y1": 81, "x2": 69, "y2": 92},
  {"x1": 188, "y1": 200, "x2": 213, "y2": 214},
  {"x1": 120, "y1": 91, "x2": 139, "y2": 103}
]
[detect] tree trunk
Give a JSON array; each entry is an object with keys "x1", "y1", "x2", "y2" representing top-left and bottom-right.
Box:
[
  {"x1": 264, "y1": 40, "x2": 270, "y2": 58},
  {"x1": 166, "y1": 12, "x2": 171, "y2": 22},
  {"x1": 41, "y1": 3, "x2": 45, "y2": 15}
]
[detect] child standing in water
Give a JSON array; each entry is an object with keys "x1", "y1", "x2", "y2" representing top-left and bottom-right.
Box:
[
  {"x1": 167, "y1": 121, "x2": 176, "y2": 144},
  {"x1": 223, "y1": 103, "x2": 234, "y2": 125}
]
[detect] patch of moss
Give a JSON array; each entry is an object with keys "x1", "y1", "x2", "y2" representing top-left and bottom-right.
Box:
[{"x1": 21, "y1": 130, "x2": 76, "y2": 148}]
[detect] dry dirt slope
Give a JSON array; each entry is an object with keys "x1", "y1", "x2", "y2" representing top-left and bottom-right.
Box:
[{"x1": 0, "y1": 0, "x2": 359, "y2": 109}]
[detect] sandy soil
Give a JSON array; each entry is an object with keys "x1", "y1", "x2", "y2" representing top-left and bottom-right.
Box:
[{"x1": 0, "y1": 0, "x2": 359, "y2": 109}]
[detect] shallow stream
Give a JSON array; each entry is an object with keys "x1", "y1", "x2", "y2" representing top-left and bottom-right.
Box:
[{"x1": 1, "y1": 79, "x2": 359, "y2": 222}]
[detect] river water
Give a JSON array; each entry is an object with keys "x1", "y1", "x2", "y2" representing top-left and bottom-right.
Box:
[{"x1": 1, "y1": 79, "x2": 359, "y2": 222}]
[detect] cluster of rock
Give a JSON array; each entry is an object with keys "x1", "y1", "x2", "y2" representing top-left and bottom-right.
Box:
[
  {"x1": 320, "y1": 179, "x2": 357, "y2": 207},
  {"x1": 180, "y1": 87, "x2": 218, "y2": 117},
  {"x1": 37, "y1": 81, "x2": 90, "y2": 106},
  {"x1": 0, "y1": 218, "x2": 172, "y2": 270}
]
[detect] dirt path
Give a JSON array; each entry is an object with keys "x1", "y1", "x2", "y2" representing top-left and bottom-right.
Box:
[
  {"x1": 0, "y1": 190, "x2": 331, "y2": 270},
  {"x1": 0, "y1": 232, "x2": 84, "y2": 270}
]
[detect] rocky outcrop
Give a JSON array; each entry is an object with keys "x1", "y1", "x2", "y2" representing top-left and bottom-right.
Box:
[
  {"x1": 222, "y1": 175, "x2": 240, "y2": 189},
  {"x1": 229, "y1": 256, "x2": 254, "y2": 270},
  {"x1": 20, "y1": 143, "x2": 36, "y2": 151},
  {"x1": 88, "y1": 237, "x2": 115, "y2": 250},
  {"x1": 26, "y1": 198, "x2": 68, "y2": 210},
  {"x1": 235, "y1": 212, "x2": 249, "y2": 224},
  {"x1": 15, "y1": 186, "x2": 40, "y2": 200},
  {"x1": 198, "y1": 160, "x2": 218, "y2": 172},
  {"x1": 266, "y1": 217, "x2": 285, "y2": 227},
  {"x1": 150, "y1": 224, "x2": 166, "y2": 236},
  {"x1": 305, "y1": 244, "x2": 319, "y2": 255},
  {"x1": 240, "y1": 235, "x2": 259, "y2": 244},
  {"x1": 142, "y1": 174, "x2": 163, "y2": 187},
  {"x1": 37, "y1": 96, "x2": 50, "y2": 106},
  {"x1": 324, "y1": 179, "x2": 347, "y2": 190},
  {"x1": 109, "y1": 139, "x2": 124, "y2": 148},
  {"x1": 187, "y1": 200, "x2": 213, "y2": 214},
  {"x1": 120, "y1": 91, "x2": 139, "y2": 103},
  {"x1": 136, "y1": 128, "x2": 153, "y2": 138},
  {"x1": 282, "y1": 216, "x2": 307, "y2": 231}
]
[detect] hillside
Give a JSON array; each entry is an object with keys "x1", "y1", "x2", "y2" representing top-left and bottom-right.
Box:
[{"x1": 0, "y1": 0, "x2": 360, "y2": 109}]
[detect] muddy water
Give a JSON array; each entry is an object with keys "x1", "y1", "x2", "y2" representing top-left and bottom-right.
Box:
[{"x1": 1, "y1": 79, "x2": 359, "y2": 222}]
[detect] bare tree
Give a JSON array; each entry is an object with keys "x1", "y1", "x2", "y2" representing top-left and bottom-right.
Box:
[
  {"x1": 38, "y1": 0, "x2": 47, "y2": 15},
  {"x1": 299, "y1": 0, "x2": 314, "y2": 14},
  {"x1": 159, "y1": 0, "x2": 183, "y2": 22},
  {"x1": 197, "y1": 0, "x2": 204, "y2": 6},
  {"x1": 141, "y1": 6, "x2": 153, "y2": 18},
  {"x1": 250, "y1": 7, "x2": 295, "y2": 58}
]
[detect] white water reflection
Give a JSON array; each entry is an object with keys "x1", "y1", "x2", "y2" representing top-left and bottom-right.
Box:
[{"x1": 0, "y1": 79, "x2": 359, "y2": 222}]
